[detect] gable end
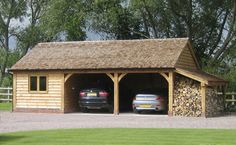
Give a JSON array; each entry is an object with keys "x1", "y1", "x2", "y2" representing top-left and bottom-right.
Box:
[{"x1": 175, "y1": 43, "x2": 199, "y2": 69}]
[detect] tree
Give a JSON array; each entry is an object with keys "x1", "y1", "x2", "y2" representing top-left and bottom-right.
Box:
[
  {"x1": 130, "y1": 0, "x2": 175, "y2": 38},
  {"x1": 16, "y1": 0, "x2": 49, "y2": 56},
  {"x1": 88, "y1": 0, "x2": 145, "y2": 39},
  {"x1": 0, "y1": 0, "x2": 26, "y2": 86},
  {"x1": 39, "y1": 0, "x2": 87, "y2": 41}
]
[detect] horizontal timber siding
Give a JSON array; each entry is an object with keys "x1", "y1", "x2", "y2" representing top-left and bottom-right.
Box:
[
  {"x1": 175, "y1": 46, "x2": 197, "y2": 69},
  {"x1": 15, "y1": 73, "x2": 63, "y2": 110}
]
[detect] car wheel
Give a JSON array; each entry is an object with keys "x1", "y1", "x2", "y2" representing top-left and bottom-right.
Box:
[
  {"x1": 133, "y1": 108, "x2": 141, "y2": 114},
  {"x1": 81, "y1": 107, "x2": 88, "y2": 113},
  {"x1": 108, "y1": 105, "x2": 114, "y2": 113}
]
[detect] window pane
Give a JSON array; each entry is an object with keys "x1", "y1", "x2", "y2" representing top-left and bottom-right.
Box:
[
  {"x1": 30, "y1": 76, "x2": 37, "y2": 91},
  {"x1": 39, "y1": 76, "x2": 47, "y2": 91}
]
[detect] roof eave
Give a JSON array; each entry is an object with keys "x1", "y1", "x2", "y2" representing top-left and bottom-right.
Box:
[
  {"x1": 207, "y1": 81, "x2": 229, "y2": 86},
  {"x1": 10, "y1": 67, "x2": 176, "y2": 73},
  {"x1": 175, "y1": 68, "x2": 228, "y2": 86}
]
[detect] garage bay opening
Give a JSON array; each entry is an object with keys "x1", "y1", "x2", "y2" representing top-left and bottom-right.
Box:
[
  {"x1": 64, "y1": 74, "x2": 113, "y2": 113},
  {"x1": 119, "y1": 73, "x2": 168, "y2": 114}
]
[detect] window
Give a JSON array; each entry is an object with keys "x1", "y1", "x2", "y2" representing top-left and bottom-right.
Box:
[
  {"x1": 29, "y1": 75, "x2": 47, "y2": 92},
  {"x1": 30, "y1": 76, "x2": 37, "y2": 91},
  {"x1": 39, "y1": 76, "x2": 47, "y2": 91}
]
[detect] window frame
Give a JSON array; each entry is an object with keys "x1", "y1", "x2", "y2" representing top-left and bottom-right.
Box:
[{"x1": 28, "y1": 75, "x2": 48, "y2": 93}]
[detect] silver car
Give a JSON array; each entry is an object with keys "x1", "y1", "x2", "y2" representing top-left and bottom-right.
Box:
[{"x1": 132, "y1": 93, "x2": 167, "y2": 113}]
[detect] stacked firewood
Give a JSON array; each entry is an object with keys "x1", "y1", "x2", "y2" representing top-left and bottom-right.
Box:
[
  {"x1": 206, "y1": 88, "x2": 224, "y2": 117},
  {"x1": 173, "y1": 75, "x2": 202, "y2": 117}
]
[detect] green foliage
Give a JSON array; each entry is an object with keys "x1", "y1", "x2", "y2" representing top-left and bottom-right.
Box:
[
  {"x1": 1, "y1": 51, "x2": 20, "y2": 87},
  {"x1": 0, "y1": 0, "x2": 27, "y2": 87},
  {"x1": 0, "y1": 47, "x2": 6, "y2": 64},
  {"x1": 130, "y1": 0, "x2": 176, "y2": 38},
  {"x1": 40, "y1": 0, "x2": 87, "y2": 41},
  {"x1": 203, "y1": 60, "x2": 236, "y2": 92},
  {"x1": 1, "y1": 74, "x2": 12, "y2": 87},
  {"x1": 0, "y1": 0, "x2": 26, "y2": 20},
  {"x1": 17, "y1": 25, "x2": 47, "y2": 55},
  {"x1": 0, "y1": 50, "x2": 20, "y2": 87},
  {"x1": 89, "y1": 0, "x2": 145, "y2": 39},
  {"x1": 15, "y1": 0, "x2": 50, "y2": 57},
  {"x1": 222, "y1": 69, "x2": 236, "y2": 91}
]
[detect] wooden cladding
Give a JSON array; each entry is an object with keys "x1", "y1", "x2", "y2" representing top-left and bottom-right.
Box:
[
  {"x1": 175, "y1": 46, "x2": 198, "y2": 69},
  {"x1": 15, "y1": 73, "x2": 63, "y2": 110}
]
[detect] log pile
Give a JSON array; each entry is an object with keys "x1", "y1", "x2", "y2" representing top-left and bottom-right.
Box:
[
  {"x1": 173, "y1": 75, "x2": 202, "y2": 117},
  {"x1": 206, "y1": 88, "x2": 224, "y2": 117}
]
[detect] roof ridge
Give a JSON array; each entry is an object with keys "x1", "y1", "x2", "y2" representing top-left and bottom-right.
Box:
[{"x1": 37, "y1": 38, "x2": 189, "y2": 45}]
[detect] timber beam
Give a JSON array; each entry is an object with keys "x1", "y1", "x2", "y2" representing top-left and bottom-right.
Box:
[
  {"x1": 159, "y1": 72, "x2": 174, "y2": 116},
  {"x1": 168, "y1": 72, "x2": 174, "y2": 116},
  {"x1": 64, "y1": 74, "x2": 73, "y2": 82},
  {"x1": 201, "y1": 82, "x2": 206, "y2": 117},
  {"x1": 106, "y1": 73, "x2": 127, "y2": 115}
]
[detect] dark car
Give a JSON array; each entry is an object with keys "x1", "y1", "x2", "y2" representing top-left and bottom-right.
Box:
[{"x1": 79, "y1": 88, "x2": 113, "y2": 113}]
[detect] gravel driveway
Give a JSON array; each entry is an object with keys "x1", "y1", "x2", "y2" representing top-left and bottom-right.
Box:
[{"x1": 1, "y1": 111, "x2": 236, "y2": 133}]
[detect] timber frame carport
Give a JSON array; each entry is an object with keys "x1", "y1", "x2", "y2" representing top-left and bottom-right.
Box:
[
  {"x1": 11, "y1": 38, "x2": 227, "y2": 117},
  {"x1": 64, "y1": 68, "x2": 226, "y2": 116},
  {"x1": 106, "y1": 72, "x2": 173, "y2": 115},
  {"x1": 64, "y1": 71, "x2": 173, "y2": 115}
]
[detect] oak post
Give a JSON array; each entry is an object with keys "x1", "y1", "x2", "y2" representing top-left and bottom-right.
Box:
[
  {"x1": 168, "y1": 72, "x2": 174, "y2": 116},
  {"x1": 61, "y1": 74, "x2": 65, "y2": 112},
  {"x1": 114, "y1": 73, "x2": 119, "y2": 115},
  {"x1": 106, "y1": 73, "x2": 127, "y2": 115},
  {"x1": 201, "y1": 82, "x2": 206, "y2": 117},
  {"x1": 12, "y1": 73, "x2": 17, "y2": 112},
  {"x1": 221, "y1": 86, "x2": 225, "y2": 109}
]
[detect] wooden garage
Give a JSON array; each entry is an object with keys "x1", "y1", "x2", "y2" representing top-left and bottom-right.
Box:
[{"x1": 11, "y1": 38, "x2": 227, "y2": 117}]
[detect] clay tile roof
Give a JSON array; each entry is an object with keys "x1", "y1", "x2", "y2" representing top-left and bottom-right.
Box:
[{"x1": 11, "y1": 38, "x2": 189, "y2": 70}]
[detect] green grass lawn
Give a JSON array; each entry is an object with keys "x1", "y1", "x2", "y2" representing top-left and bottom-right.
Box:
[
  {"x1": 0, "y1": 128, "x2": 236, "y2": 145},
  {"x1": 0, "y1": 102, "x2": 12, "y2": 111}
]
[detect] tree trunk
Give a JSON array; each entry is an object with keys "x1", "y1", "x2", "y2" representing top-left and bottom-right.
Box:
[
  {"x1": 142, "y1": 0, "x2": 158, "y2": 38},
  {"x1": 186, "y1": 0, "x2": 193, "y2": 43},
  {"x1": 213, "y1": 1, "x2": 236, "y2": 62}
]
